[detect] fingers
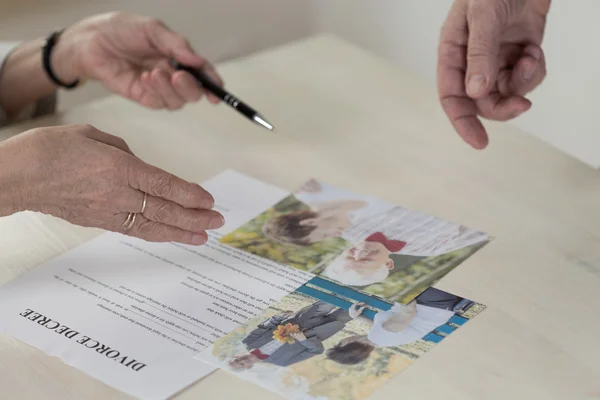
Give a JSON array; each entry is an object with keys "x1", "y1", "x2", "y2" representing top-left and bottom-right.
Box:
[
  {"x1": 171, "y1": 64, "x2": 222, "y2": 104},
  {"x1": 438, "y1": 1, "x2": 489, "y2": 149},
  {"x1": 146, "y1": 18, "x2": 224, "y2": 88},
  {"x1": 149, "y1": 69, "x2": 186, "y2": 110},
  {"x1": 127, "y1": 158, "x2": 214, "y2": 210},
  {"x1": 139, "y1": 72, "x2": 165, "y2": 109},
  {"x1": 475, "y1": 93, "x2": 531, "y2": 121},
  {"x1": 438, "y1": 3, "x2": 539, "y2": 150},
  {"x1": 143, "y1": 18, "x2": 224, "y2": 104},
  {"x1": 199, "y1": 63, "x2": 223, "y2": 104},
  {"x1": 122, "y1": 213, "x2": 208, "y2": 245},
  {"x1": 438, "y1": 45, "x2": 489, "y2": 149},
  {"x1": 142, "y1": 193, "x2": 224, "y2": 231},
  {"x1": 138, "y1": 67, "x2": 209, "y2": 110},
  {"x1": 172, "y1": 71, "x2": 203, "y2": 102},
  {"x1": 438, "y1": 1, "x2": 547, "y2": 150},
  {"x1": 119, "y1": 189, "x2": 224, "y2": 232},
  {"x1": 464, "y1": 3, "x2": 507, "y2": 98},
  {"x1": 507, "y1": 44, "x2": 547, "y2": 96},
  {"x1": 451, "y1": 113, "x2": 489, "y2": 150}
]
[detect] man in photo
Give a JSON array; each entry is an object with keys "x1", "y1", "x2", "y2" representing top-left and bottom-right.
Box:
[
  {"x1": 325, "y1": 288, "x2": 463, "y2": 365},
  {"x1": 228, "y1": 301, "x2": 365, "y2": 371},
  {"x1": 261, "y1": 180, "x2": 393, "y2": 246},
  {"x1": 322, "y1": 232, "x2": 418, "y2": 286}
]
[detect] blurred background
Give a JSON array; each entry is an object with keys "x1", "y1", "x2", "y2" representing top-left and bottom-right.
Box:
[{"x1": 1, "y1": 0, "x2": 598, "y2": 167}]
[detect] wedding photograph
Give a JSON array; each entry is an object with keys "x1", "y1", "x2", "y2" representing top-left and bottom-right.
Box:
[
  {"x1": 219, "y1": 179, "x2": 394, "y2": 271},
  {"x1": 220, "y1": 180, "x2": 489, "y2": 305},
  {"x1": 200, "y1": 281, "x2": 485, "y2": 400}
]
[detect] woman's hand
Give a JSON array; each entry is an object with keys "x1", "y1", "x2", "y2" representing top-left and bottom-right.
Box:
[
  {"x1": 0, "y1": 12, "x2": 223, "y2": 118},
  {"x1": 57, "y1": 12, "x2": 223, "y2": 110},
  {"x1": 0, "y1": 124, "x2": 224, "y2": 244}
]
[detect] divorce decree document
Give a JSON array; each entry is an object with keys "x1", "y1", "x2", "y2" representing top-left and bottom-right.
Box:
[{"x1": 0, "y1": 170, "x2": 313, "y2": 400}]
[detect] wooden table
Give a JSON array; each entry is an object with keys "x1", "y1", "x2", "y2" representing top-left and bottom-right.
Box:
[{"x1": 1, "y1": 35, "x2": 599, "y2": 400}]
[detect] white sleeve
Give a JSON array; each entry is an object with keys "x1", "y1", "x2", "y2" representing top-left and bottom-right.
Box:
[
  {"x1": 0, "y1": 41, "x2": 57, "y2": 127},
  {"x1": 367, "y1": 309, "x2": 424, "y2": 347}
]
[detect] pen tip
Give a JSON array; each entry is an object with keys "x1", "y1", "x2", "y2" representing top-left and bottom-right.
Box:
[{"x1": 253, "y1": 114, "x2": 274, "y2": 131}]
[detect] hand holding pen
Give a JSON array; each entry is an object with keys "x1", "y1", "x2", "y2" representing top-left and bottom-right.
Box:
[{"x1": 170, "y1": 60, "x2": 274, "y2": 131}]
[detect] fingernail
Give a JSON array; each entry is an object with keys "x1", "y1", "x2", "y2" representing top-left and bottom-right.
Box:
[
  {"x1": 208, "y1": 214, "x2": 225, "y2": 229},
  {"x1": 512, "y1": 107, "x2": 527, "y2": 119},
  {"x1": 192, "y1": 233, "x2": 207, "y2": 245},
  {"x1": 529, "y1": 47, "x2": 542, "y2": 61},
  {"x1": 513, "y1": 108, "x2": 526, "y2": 118},
  {"x1": 200, "y1": 197, "x2": 214, "y2": 209},
  {"x1": 467, "y1": 75, "x2": 486, "y2": 96},
  {"x1": 522, "y1": 61, "x2": 537, "y2": 80},
  {"x1": 469, "y1": 133, "x2": 488, "y2": 150}
]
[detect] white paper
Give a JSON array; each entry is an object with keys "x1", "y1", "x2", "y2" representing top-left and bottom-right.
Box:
[{"x1": 0, "y1": 170, "x2": 313, "y2": 400}]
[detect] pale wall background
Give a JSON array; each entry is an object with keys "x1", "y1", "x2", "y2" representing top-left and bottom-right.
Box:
[{"x1": 1, "y1": 0, "x2": 598, "y2": 167}]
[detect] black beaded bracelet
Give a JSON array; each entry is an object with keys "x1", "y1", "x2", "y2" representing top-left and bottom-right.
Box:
[{"x1": 42, "y1": 30, "x2": 80, "y2": 89}]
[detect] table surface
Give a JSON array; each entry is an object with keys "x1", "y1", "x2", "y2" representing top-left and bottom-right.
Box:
[{"x1": 1, "y1": 34, "x2": 599, "y2": 400}]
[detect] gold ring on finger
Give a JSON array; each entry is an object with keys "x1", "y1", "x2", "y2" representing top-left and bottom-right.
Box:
[
  {"x1": 125, "y1": 213, "x2": 137, "y2": 231},
  {"x1": 140, "y1": 192, "x2": 148, "y2": 214},
  {"x1": 122, "y1": 212, "x2": 136, "y2": 231}
]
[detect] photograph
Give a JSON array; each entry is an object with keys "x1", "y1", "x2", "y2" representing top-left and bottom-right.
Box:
[
  {"x1": 219, "y1": 179, "x2": 395, "y2": 271},
  {"x1": 318, "y1": 235, "x2": 488, "y2": 304},
  {"x1": 220, "y1": 179, "x2": 490, "y2": 303},
  {"x1": 198, "y1": 278, "x2": 486, "y2": 400}
]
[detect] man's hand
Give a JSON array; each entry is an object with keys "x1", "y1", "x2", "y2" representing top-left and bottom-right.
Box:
[
  {"x1": 349, "y1": 302, "x2": 366, "y2": 319},
  {"x1": 437, "y1": 0, "x2": 551, "y2": 149},
  {"x1": 56, "y1": 12, "x2": 223, "y2": 110},
  {"x1": 0, "y1": 124, "x2": 223, "y2": 244}
]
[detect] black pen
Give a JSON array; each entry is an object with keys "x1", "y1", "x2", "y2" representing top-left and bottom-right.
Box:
[{"x1": 170, "y1": 60, "x2": 274, "y2": 131}]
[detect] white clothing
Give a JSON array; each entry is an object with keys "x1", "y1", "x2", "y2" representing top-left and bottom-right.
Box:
[{"x1": 367, "y1": 302, "x2": 454, "y2": 347}]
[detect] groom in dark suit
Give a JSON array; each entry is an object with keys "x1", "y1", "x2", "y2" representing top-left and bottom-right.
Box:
[{"x1": 228, "y1": 301, "x2": 364, "y2": 371}]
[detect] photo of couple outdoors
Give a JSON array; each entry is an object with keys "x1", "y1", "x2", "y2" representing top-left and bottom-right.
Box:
[
  {"x1": 220, "y1": 179, "x2": 490, "y2": 304},
  {"x1": 198, "y1": 278, "x2": 485, "y2": 400}
]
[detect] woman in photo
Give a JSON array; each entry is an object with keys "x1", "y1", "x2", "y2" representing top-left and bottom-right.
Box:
[{"x1": 325, "y1": 288, "x2": 462, "y2": 365}]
